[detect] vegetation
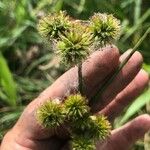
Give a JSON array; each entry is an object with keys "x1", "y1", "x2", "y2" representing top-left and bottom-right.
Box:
[{"x1": 0, "y1": 0, "x2": 150, "y2": 149}]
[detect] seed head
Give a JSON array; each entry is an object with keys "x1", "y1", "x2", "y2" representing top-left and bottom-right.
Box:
[
  {"x1": 38, "y1": 11, "x2": 70, "y2": 41},
  {"x1": 64, "y1": 94, "x2": 90, "y2": 120},
  {"x1": 36, "y1": 100, "x2": 65, "y2": 128},
  {"x1": 71, "y1": 115, "x2": 111, "y2": 141},
  {"x1": 90, "y1": 13, "x2": 121, "y2": 47},
  {"x1": 71, "y1": 136, "x2": 95, "y2": 150},
  {"x1": 90, "y1": 115, "x2": 111, "y2": 140},
  {"x1": 57, "y1": 21, "x2": 93, "y2": 66}
]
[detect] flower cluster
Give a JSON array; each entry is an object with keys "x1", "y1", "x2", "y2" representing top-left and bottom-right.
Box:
[
  {"x1": 71, "y1": 136, "x2": 95, "y2": 150},
  {"x1": 37, "y1": 11, "x2": 120, "y2": 150},
  {"x1": 36, "y1": 94, "x2": 111, "y2": 149},
  {"x1": 38, "y1": 11, "x2": 70, "y2": 41},
  {"x1": 90, "y1": 13, "x2": 120, "y2": 47},
  {"x1": 38, "y1": 11, "x2": 120, "y2": 66},
  {"x1": 57, "y1": 22, "x2": 93, "y2": 65},
  {"x1": 36, "y1": 100, "x2": 65, "y2": 128},
  {"x1": 36, "y1": 9, "x2": 150, "y2": 150}
]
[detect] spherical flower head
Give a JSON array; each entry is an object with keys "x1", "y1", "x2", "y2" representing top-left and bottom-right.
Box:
[
  {"x1": 71, "y1": 136, "x2": 95, "y2": 150},
  {"x1": 90, "y1": 13, "x2": 121, "y2": 47},
  {"x1": 70, "y1": 118, "x2": 94, "y2": 141},
  {"x1": 71, "y1": 115, "x2": 111, "y2": 141},
  {"x1": 64, "y1": 94, "x2": 90, "y2": 121},
  {"x1": 90, "y1": 115, "x2": 111, "y2": 140},
  {"x1": 36, "y1": 100, "x2": 65, "y2": 128},
  {"x1": 38, "y1": 11, "x2": 70, "y2": 41},
  {"x1": 57, "y1": 21, "x2": 93, "y2": 66}
]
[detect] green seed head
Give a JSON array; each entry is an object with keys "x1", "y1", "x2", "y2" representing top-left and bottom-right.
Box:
[
  {"x1": 71, "y1": 115, "x2": 111, "y2": 141},
  {"x1": 90, "y1": 115, "x2": 111, "y2": 140},
  {"x1": 71, "y1": 136, "x2": 95, "y2": 150},
  {"x1": 36, "y1": 100, "x2": 65, "y2": 128},
  {"x1": 90, "y1": 13, "x2": 121, "y2": 47},
  {"x1": 57, "y1": 21, "x2": 93, "y2": 66},
  {"x1": 64, "y1": 94, "x2": 90, "y2": 120},
  {"x1": 70, "y1": 117, "x2": 93, "y2": 140},
  {"x1": 38, "y1": 11, "x2": 70, "y2": 41}
]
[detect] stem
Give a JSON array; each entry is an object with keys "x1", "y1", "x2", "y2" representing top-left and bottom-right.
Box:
[
  {"x1": 78, "y1": 63, "x2": 83, "y2": 95},
  {"x1": 90, "y1": 27, "x2": 150, "y2": 105}
]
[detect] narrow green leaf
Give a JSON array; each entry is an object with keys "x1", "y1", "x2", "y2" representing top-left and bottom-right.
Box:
[
  {"x1": 0, "y1": 52, "x2": 17, "y2": 106},
  {"x1": 134, "y1": 0, "x2": 141, "y2": 25},
  {"x1": 119, "y1": 88, "x2": 150, "y2": 125},
  {"x1": 143, "y1": 63, "x2": 150, "y2": 75},
  {"x1": 0, "y1": 111, "x2": 21, "y2": 124}
]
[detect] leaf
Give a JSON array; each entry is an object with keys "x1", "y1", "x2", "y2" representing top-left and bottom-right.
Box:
[
  {"x1": 143, "y1": 63, "x2": 150, "y2": 75},
  {"x1": 121, "y1": 9, "x2": 150, "y2": 41},
  {"x1": 0, "y1": 1, "x2": 5, "y2": 9},
  {"x1": 0, "y1": 37, "x2": 10, "y2": 47},
  {"x1": 0, "y1": 26, "x2": 27, "y2": 48},
  {"x1": 0, "y1": 111, "x2": 21, "y2": 124},
  {"x1": 0, "y1": 109, "x2": 22, "y2": 140},
  {"x1": 0, "y1": 52, "x2": 17, "y2": 106},
  {"x1": 119, "y1": 88, "x2": 150, "y2": 126}
]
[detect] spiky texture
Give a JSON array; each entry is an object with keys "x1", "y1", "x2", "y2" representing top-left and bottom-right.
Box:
[
  {"x1": 90, "y1": 115, "x2": 111, "y2": 140},
  {"x1": 36, "y1": 10, "x2": 121, "y2": 150},
  {"x1": 57, "y1": 21, "x2": 93, "y2": 65},
  {"x1": 38, "y1": 11, "x2": 70, "y2": 41},
  {"x1": 36, "y1": 94, "x2": 111, "y2": 150},
  {"x1": 71, "y1": 136, "x2": 95, "y2": 150},
  {"x1": 64, "y1": 94, "x2": 90, "y2": 120},
  {"x1": 71, "y1": 115, "x2": 111, "y2": 141},
  {"x1": 90, "y1": 13, "x2": 120, "y2": 47},
  {"x1": 36, "y1": 100, "x2": 65, "y2": 128}
]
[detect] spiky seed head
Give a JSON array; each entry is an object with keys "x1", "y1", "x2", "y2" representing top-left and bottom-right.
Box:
[
  {"x1": 64, "y1": 94, "x2": 90, "y2": 120},
  {"x1": 37, "y1": 11, "x2": 70, "y2": 41},
  {"x1": 70, "y1": 115, "x2": 91, "y2": 137},
  {"x1": 57, "y1": 21, "x2": 93, "y2": 66},
  {"x1": 36, "y1": 100, "x2": 65, "y2": 128},
  {"x1": 90, "y1": 13, "x2": 121, "y2": 47},
  {"x1": 71, "y1": 136, "x2": 95, "y2": 150},
  {"x1": 90, "y1": 115, "x2": 111, "y2": 140},
  {"x1": 71, "y1": 115, "x2": 111, "y2": 140}
]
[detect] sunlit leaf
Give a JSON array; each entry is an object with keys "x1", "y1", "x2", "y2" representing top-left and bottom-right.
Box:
[
  {"x1": 119, "y1": 88, "x2": 150, "y2": 125},
  {"x1": 143, "y1": 63, "x2": 150, "y2": 74},
  {"x1": 0, "y1": 52, "x2": 17, "y2": 106}
]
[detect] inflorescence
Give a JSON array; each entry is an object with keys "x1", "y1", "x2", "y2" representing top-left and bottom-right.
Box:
[
  {"x1": 90, "y1": 13, "x2": 120, "y2": 47},
  {"x1": 38, "y1": 11, "x2": 120, "y2": 66},
  {"x1": 36, "y1": 11, "x2": 120, "y2": 150},
  {"x1": 36, "y1": 94, "x2": 111, "y2": 150}
]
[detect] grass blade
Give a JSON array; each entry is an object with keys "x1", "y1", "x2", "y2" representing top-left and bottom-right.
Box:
[
  {"x1": 0, "y1": 52, "x2": 17, "y2": 106},
  {"x1": 119, "y1": 88, "x2": 150, "y2": 126}
]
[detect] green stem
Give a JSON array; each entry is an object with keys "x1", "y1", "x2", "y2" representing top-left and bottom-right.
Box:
[
  {"x1": 90, "y1": 27, "x2": 150, "y2": 105},
  {"x1": 78, "y1": 63, "x2": 83, "y2": 95}
]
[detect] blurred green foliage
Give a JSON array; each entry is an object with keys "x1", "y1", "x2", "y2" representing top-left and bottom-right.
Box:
[{"x1": 0, "y1": 0, "x2": 150, "y2": 149}]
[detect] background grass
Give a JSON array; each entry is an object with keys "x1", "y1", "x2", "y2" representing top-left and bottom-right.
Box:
[{"x1": 0, "y1": 0, "x2": 150, "y2": 149}]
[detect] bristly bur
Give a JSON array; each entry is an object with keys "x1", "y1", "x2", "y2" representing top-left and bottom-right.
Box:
[
  {"x1": 57, "y1": 21, "x2": 93, "y2": 66},
  {"x1": 36, "y1": 94, "x2": 111, "y2": 150},
  {"x1": 90, "y1": 13, "x2": 121, "y2": 48},
  {"x1": 36, "y1": 11, "x2": 122, "y2": 150},
  {"x1": 36, "y1": 100, "x2": 65, "y2": 128},
  {"x1": 38, "y1": 11, "x2": 71, "y2": 41},
  {"x1": 64, "y1": 94, "x2": 90, "y2": 120}
]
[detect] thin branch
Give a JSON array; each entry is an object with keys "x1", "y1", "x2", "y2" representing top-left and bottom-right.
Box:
[{"x1": 78, "y1": 63, "x2": 83, "y2": 95}]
